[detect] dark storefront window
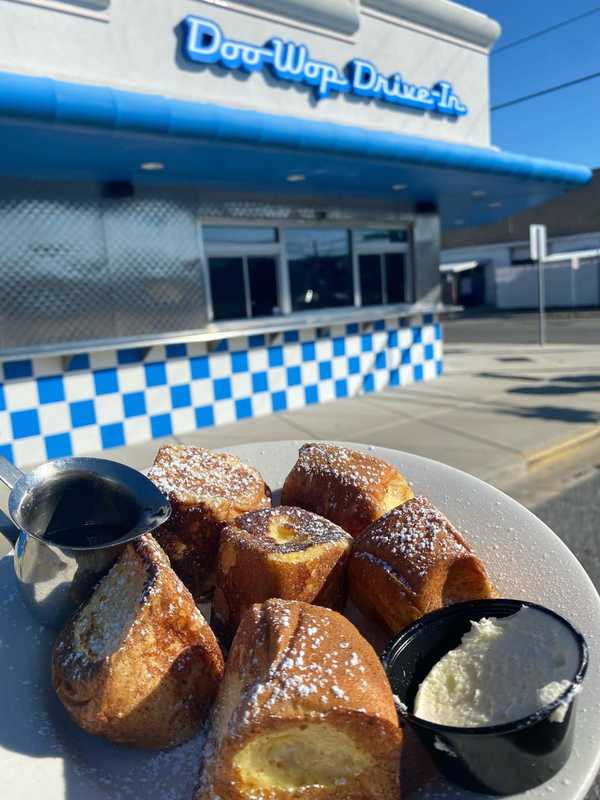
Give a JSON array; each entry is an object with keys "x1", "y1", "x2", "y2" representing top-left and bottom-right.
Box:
[
  {"x1": 385, "y1": 252, "x2": 406, "y2": 303},
  {"x1": 203, "y1": 226, "x2": 277, "y2": 246},
  {"x1": 355, "y1": 229, "x2": 408, "y2": 245},
  {"x1": 248, "y1": 257, "x2": 278, "y2": 317},
  {"x1": 358, "y1": 251, "x2": 406, "y2": 305},
  {"x1": 286, "y1": 228, "x2": 353, "y2": 311},
  {"x1": 205, "y1": 226, "x2": 280, "y2": 321},
  {"x1": 359, "y1": 254, "x2": 383, "y2": 305},
  {"x1": 209, "y1": 257, "x2": 247, "y2": 320},
  {"x1": 204, "y1": 224, "x2": 410, "y2": 323}
]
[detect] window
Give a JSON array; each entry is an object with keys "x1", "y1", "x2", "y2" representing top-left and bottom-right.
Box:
[
  {"x1": 385, "y1": 252, "x2": 406, "y2": 303},
  {"x1": 209, "y1": 257, "x2": 247, "y2": 321},
  {"x1": 204, "y1": 226, "x2": 280, "y2": 321},
  {"x1": 510, "y1": 245, "x2": 534, "y2": 266},
  {"x1": 358, "y1": 252, "x2": 406, "y2": 305},
  {"x1": 356, "y1": 227, "x2": 409, "y2": 305},
  {"x1": 359, "y1": 254, "x2": 383, "y2": 306},
  {"x1": 286, "y1": 228, "x2": 353, "y2": 311},
  {"x1": 202, "y1": 223, "x2": 411, "y2": 323},
  {"x1": 355, "y1": 229, "x2": 408, "y2": 245},
  {"x1": 248, "y1": 257, "x2": 278, "y2": 317},
  {"x1": 203, "y1": 226, "x2": 277, "y2": 246}
]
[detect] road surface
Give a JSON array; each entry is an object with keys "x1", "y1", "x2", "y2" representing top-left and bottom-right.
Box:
[
  {"x1": 445, "y1": 310, "x2": 600, "y2": 346},
  {"x1": 522, "y1": 461, "x2": 600, "y2": 800}
]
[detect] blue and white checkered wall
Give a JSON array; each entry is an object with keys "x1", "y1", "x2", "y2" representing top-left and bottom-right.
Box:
[{"x1": 0, "y1": 314, "x2": 443, "y2": 467}]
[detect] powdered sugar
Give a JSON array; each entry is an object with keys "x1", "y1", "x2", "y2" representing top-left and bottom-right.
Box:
[
  {"x1": 292, "y1": 442, "x2": 394, "y2": 493},
  {"x1": 148, "y1": 445, "x2": 270, "y2": 506},
  {"x1": 359, "y1": 496, "x2": 468, "y2": 578},
  {"x1": 232, "y1": 600, "x2": 386, "y2": 734}
]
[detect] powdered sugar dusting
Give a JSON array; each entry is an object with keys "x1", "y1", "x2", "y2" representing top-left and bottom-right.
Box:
[
  {"x1": 293, "y1": 442, "x2": 394, "y2": 494},
  {"x1": 148, "y1": 445, "x2": 269, "y2": 505},
  {"x1": 360, "y1": 496, "x2": 468, "y2": 578},
  {"x1": 234, "y1": 600, "x2": 380, "y2": 732}
]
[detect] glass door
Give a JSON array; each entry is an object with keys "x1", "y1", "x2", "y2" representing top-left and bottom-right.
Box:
[
  {"x1": 354, "y1": 229, "x2": 409, "y2": 306},
  {"x1": 203, "y1": 225, "x2": 280, "y2": 321},
  {"x1": 384, "y1": 252, "x2": 406, "y2": 303},
  {"x1": 248, "y1": 256, "x2": 279, "y2": 317},
  {"x1": 359, "y1": 254, "x2": 384, "y2": 306},
  {"x1": 209, "y1": 257, "x2": 246, "y2": 321}
]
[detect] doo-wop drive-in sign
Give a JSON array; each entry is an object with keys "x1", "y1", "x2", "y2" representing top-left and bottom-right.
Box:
[{"x1": 182, "y1": 16, "x2": 468, "y2": 118}]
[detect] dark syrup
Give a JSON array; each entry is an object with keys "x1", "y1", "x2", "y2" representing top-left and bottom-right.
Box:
[{"x1": 42, "y1": 523, "x2": 128, "y2": 549}]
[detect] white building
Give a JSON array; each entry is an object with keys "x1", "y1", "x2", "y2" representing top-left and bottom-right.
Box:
[
  {"x1": 0, "y1": 0, "x2": 590, "y2": 466},
  {"x1": 442, "y1": 169, "x2": 600, "y2": 309}
]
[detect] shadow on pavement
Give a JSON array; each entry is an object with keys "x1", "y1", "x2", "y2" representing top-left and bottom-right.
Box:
[
  {"x1": 508, "y1": 384, "x2": 600, "y2": 396},
  {"x1": 497, "y1": 405, "x2": 599, "y2": 424},
  {"x1": 553, "y1": 374, "x2": 600, "y2": 384},
  {"x1": 478, "y1": 372, "x2": 544, "y2": 382}
]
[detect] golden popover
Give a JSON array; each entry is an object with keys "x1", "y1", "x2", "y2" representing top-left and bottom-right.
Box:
[
  {"x1": 148, "y1": 445, "x2": 271, "y2": 600},
  {"x1": 212, "y1": 506, "x2": 352, "y2": 644},
  {"x1": 197, "y1": 599, "x2": 402, "y2": 800},
  {"x1": 281, "y1": 442, "x2": 413, "y2": 536},
  {"x1": 52, "y1": 535, "x2": 224, "y2": 749},
  {"x1": 349, "y1": 496, "x2": 497, "y2": 633}
]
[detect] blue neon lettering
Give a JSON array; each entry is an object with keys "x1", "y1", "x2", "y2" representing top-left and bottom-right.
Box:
[
  {"x1": 348, "y1": 59, "x2": 378, "y2": 96},
  {"x1": 184, "y1": 17, "x2": 223, "y2": 64},
  {"x1": 181, "y1": 15, "x2": 467, "y2": 117},
  {"x1": 432, "y1": 81, "x2": 468, "y2": 116},
  {"x1": 270, "y1": 39, "x2": 307, "y2": 82}
]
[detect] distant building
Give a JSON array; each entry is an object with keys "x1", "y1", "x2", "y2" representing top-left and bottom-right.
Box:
[{"x1": 441, "y1": 169, "x2": 600, "y2": 309}]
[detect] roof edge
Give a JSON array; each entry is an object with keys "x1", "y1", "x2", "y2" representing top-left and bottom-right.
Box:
[
  {"x1": 0, "y1": 70, "x2": 591, "y2": 187},
  {"x1": 363, "y1": 0, "x2": 501, "y2": 49},
  {"x1": 237, "y1": 0, "x2": 360, "y2": 35}
]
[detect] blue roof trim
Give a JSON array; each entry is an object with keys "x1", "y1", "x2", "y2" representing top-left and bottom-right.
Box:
[{"x1": 0, "y1": 70, "x2": 591, "y2": 186}]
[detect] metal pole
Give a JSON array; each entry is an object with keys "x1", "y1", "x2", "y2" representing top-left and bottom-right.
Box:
[
  {"x1": 530, "y1": 224, "x2": 547, "y2": 348},
  {"x1": 537, "y1": 255, "x2": 545, "y2": 347}
]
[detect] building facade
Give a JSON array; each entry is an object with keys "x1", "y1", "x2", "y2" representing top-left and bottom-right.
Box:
[
  {"x1": 0, "y1": 0, "x2": 591, "y2": 466},
  {"x1": 442, "y1": 169, "x2": 600, "y2": 309}
]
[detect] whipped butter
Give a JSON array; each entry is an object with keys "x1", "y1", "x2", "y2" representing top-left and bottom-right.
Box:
[{"x1": 414, "y1": 607, "x2": 578, "y2": 727}]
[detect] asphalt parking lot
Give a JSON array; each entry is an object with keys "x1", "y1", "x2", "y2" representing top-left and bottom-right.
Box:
[{"x1": 445, "y1": 309, "x2": 600, "y2": 346}]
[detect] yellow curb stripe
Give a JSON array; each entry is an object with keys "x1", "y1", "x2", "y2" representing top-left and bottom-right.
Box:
[{"x1": 527, "y1": 425, "x2": 600, "y2": 470}]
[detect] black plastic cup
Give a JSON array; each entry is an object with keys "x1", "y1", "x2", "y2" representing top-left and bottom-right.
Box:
[{"x1": 382, "y1": 599, "x2": 588, "y2": 796}]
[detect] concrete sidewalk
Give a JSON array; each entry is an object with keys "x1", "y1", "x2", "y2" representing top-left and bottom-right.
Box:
[{"x1": 82, "y1": 343, "x2": 600, "y2": 490}]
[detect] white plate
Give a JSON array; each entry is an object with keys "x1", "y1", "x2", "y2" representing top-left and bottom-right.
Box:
[{"x1": 1, "y1": 441, "x2": 599, "y2": 800}]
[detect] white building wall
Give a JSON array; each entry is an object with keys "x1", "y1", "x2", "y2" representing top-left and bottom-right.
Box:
[
  {"x1": 443, "y1": 232, "x2": 600, "y2": 309},
  {"x1": 495, "y1": 263, "x2": 598, "y2": 309},
  {"x1": 0, "y1": 0, "x2": 497, "y2": 147}
]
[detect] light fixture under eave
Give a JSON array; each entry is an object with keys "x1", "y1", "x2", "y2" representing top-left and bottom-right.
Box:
[
  {"x1": 471, "y1": 189, "x2": 486, "y2": 198},
  {"x1": 140, "y1": 162, "x2": 165, "y2": 171},
  {"x1": 286, "y1": 174, "x2": 306, "y2": 182},
  {"x1": 392, "y1": 183, "x2": 407, "y2": 191},
  {"x1": 454, "y1": 218, "x2": 465, "y2": 225},
  {"x1": 489, "y1": 201, "x2": 502, "y2": 208}
]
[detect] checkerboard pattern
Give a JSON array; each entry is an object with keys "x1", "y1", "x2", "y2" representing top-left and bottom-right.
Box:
[{"x1": 0, "y1": 314, "x2": 443, "y2": 467}]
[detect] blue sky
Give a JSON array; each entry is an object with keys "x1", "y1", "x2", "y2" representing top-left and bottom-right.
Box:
[{"x1": 462, "y1": 1, "x2": 600, "y2": 167}]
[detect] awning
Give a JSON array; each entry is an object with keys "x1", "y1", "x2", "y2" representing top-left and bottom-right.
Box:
[
  {"x1": 0, "y1": 71, "x2": 591, "y2": 228},
  {"x1": 440, "y1": 261, "x2": 479, "y2": 273}
]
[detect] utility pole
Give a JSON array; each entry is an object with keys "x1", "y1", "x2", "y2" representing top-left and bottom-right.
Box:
[{"x1": 529, "y1": 224, "x2": 547, "y2": 347}]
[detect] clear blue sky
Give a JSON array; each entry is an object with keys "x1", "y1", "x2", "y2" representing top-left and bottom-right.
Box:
[{"x1": 461, "y1": 1, "x2": 600, "y2": 167}]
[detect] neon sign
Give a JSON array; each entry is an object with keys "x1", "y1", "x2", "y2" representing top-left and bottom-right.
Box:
[{"x1": 182, "y1": 16, "x2": 468, "y2": 117}]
